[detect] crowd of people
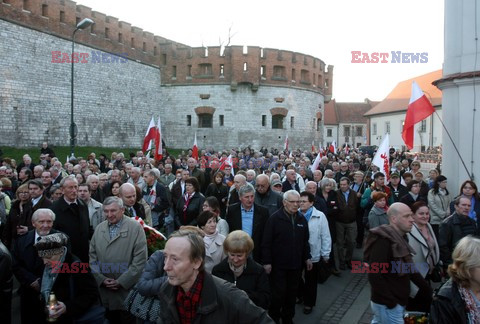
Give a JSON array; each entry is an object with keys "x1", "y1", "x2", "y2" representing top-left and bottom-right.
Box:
[{"x1": 0, "y1": 142, "x2": 478, "y2": 323}]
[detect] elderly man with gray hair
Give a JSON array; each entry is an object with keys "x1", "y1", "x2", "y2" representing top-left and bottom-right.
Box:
[
  {"x1": 226, "y1": 183, "x2": 270, "y2": 263},
  {"x1": 12, "y1": 208, "x2": 62, "y2": 323},
  {"x1": 89, "y1": 196, "x2": 147, "y2": 323}
]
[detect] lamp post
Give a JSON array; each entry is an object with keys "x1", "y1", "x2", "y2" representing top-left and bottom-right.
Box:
[{"x1": 70, "y1": 18, "x2": 94, "y2": 160}]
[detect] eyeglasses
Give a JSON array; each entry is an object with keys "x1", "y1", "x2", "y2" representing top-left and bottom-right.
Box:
[{"x1": 299, "y1": 200, "x2": 309, "y2": 204}]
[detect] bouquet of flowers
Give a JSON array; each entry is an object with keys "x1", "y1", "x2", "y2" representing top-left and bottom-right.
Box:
[{"x1": 133, "y1": 216, "x2": 166, "y2": 255}]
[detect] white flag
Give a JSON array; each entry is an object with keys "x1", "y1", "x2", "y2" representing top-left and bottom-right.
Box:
[{"x1": 372, "y1": 133, "x2": 390, "y2": 185}]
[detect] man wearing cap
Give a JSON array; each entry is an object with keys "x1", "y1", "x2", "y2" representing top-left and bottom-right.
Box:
[
  {"x1": 12, "y1": 209, "x2": 60, "y2": 324},
  {"x1": 89, "y1": 196, "x2": 147, "y2": 323},
  {"x1": 271, "y1": 179, "x2": 284, "y2": 195},
  {"x1": 254, "y1": 174, "x2": 283, "y2": 216},
  {"x1": 388, "y1": 172, "x2": 408, "y2": 203}
]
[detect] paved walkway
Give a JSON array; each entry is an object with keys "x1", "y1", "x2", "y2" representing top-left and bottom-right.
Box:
[{"x1": 294, "y1": 247, "x2": 373, "y2": 323}]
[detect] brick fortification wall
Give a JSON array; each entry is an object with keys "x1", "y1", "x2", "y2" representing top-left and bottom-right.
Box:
[{"x1": 0, "y1": 0, "x2": 333, "y2": 150}]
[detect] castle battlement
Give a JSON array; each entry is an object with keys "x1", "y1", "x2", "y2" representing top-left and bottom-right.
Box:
[{"x1": 0, "y1": 0, "x2": 332, "y2": 95}]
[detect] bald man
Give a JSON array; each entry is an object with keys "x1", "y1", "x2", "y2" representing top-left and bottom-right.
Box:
[
  {"x1": 119, "y1": 183, "x2": 146, "y2": 220},
  {"x1": 364, "y1": 202, "x2": 431, "y2": 321}
]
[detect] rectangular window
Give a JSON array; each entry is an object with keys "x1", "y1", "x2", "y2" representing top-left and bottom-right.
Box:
[
  {"x1": 317, "y1": 119, "x2": 321, "y2": 131},
  {"x1": 162, "y1": 54, "x2": 167, "y2": 65},
  {"x1": 90, "y1": 23, "x2": 95, "y2": 34},
  {"x1": 273, "y1": 66, "x2": 285, "y2": 79},
  {"x1": 41, "y1": 4, "x2": 48, "y2": 17},
  {"x1": 131, "y1": 37, "x2": 135, "y2": 48},
  {"x1": 262, "y1": 115, "x2": 266, "y2": 127},
  {"x1": 243, "y1": 62, "x2": 248, "y2": 71},
  {"x1": 327, "y1": 128, "x2": 333, "y2": 137},
  {"x1": 60, "y1": 11, "x2": 65, "y2": 23},
  {"x1": 301, "y1": 69, "x2": 310, "y2": 83},
  {"x1": 219, "y1": 115, "x2": 224, "y2": 126},
  {"x1": 187, "y1": 115, "x2": 192, "y2": 126},
  {"x1": 385, "y1": 121, "x2": 391, "y2": 134},
  {"x1": 373, "y1": 123, "x2": 377, "y2": 135},
  {"x1": 292, "y1": 69, "x2": 296, "y2": 81},
  {"x1": 172, "y1": 66, "x2": 177, "y2": 78},
  {"x1": 187, "y1": 65, "x2": 192, "y2": 77},
  {"x1": 344, "y1": 126, "x2": 351, "y2": 137},
  {"x1": 118, "y1": 33, "x2": 123, "y2": 43},
  {"x1": 23, "y1": 0, "x2": 31, "y2": 11},
  {"x1": 420, "y1": 119, "x2": 427, "y2": 132},
  {"x1": 199, "y1": 64, "x2": 213, "y2": 75},
  {"x1": 290, "y1": 116, "x2": 295, "y2": 128},
  {"x1": 261, "y1": 65, "x2": 266, "y2": 77},
  {"x1": 220, "y1": 64, "x2": 224, "y2": 76},
  {"x1": 356, "y1": 126, "x2": 362, "y2": 137},
  {"x1": 154, "y1": 46, "x2": 157, "y2": 56},
  {"x1": 272, "y1": 115, "x2": 284, "y2": 129},
  {"x1": 105, "y1": 28, "x2": 110, "y2": 39},
  {"x1": 143, "y1": 42, "x2": 146, "y2": 52},
  {"x1": 199, "y1": 114, "x2": 213, "y2": 128},
  {"x1": 76, "y1": 17, "x2": 80, "y2": 25}
]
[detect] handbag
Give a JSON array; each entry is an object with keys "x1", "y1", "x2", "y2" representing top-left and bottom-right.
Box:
[
  {"x1": 429, "y1": 264, "x2": 443, "y2": 283},
  {"x1": 124, "y1": 287, "x2": 161, "y2": 321}
]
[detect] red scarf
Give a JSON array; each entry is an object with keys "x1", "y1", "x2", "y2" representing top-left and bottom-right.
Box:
[{"x1": 183, "y1": 192, "x2": 194, "y2": 223}]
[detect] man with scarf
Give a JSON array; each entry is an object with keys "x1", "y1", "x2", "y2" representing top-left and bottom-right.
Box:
[
  {"x1": 364, "y1": 202, "x2": 431, "y2": 323},
  {"x1": 142, "y1": 170, "x2": 169, "y2": 230}
]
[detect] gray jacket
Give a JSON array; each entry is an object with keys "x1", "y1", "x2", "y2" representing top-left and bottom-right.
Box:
[
  {"x1": 254, "y1": 189, "x2": 283, "y2": 216},
  {"x1": 136, "y1": 250, "x2": 167, "y2": 296},
  {"x1": 368, "y1": 206, "x2": 389, "y2": 229}
]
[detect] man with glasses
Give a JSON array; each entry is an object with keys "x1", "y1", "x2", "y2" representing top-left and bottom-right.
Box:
[
  {"x1": 254, "y1": 174, "x2": 283, "y2": 216},
  {"x1": 262, "y1": 190, "x2": 312, "y2": 324}
]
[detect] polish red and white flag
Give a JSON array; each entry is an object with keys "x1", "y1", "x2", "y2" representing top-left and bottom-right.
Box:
[
  {"x1": 329, "y1": 141, "x2": 336, "y2": 154},
  {"x1": 402, "y1": 81, "x2": 435, "y2": 150},
  {"x1": 154, "y1": 117, "x2": 163, "y2": 161},
  {"x1": 192, "y1": 132, "x2": 199, "y2": 160},
  {"x1": 372, "y1": 133, "x2": 390, "y2": 185},
  {"x1": 142, "y1": 116, "x2": 156, "y2": 152},
  {"x1": 284, "y1": 134, "x2": 289, "y2": 151}
]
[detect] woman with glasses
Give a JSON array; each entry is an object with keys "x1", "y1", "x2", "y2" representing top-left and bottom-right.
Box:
[
  {"x1": 449, "y1": 180, "x2": 480, "y2": 223},
  {"x1": 2, "y1": 183, "x2": 30, "y2": 249},
  {"x1": 428, "y1": 175, "x2": 452, "y2": 238},
  {"x1": 400, "y1": 180, "x2": 428, "y2": 209}
]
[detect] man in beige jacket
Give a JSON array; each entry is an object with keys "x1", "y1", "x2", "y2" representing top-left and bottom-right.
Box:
[{"x1": 89, "y1": 196, "x2": 147, "y2": 323}]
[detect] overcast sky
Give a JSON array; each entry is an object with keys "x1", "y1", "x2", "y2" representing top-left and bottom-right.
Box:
[{"x1": 75, "y1": 0, "x2": 444, "y2": 102}]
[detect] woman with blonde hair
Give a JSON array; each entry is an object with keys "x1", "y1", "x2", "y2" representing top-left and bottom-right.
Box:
[
  {"x1": 212, "y1": 230, "x2": 270, "y2": 309},
  {"x1": 431, "y1": 235, "x2": 480, "y2": 323}
]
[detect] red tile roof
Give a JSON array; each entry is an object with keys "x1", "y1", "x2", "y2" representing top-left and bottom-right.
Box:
[
  {"x1": 364, "y1": 70, "x2": 442, "y2": 117},
  {"x1": 324, "y1": 99, "x2": 378, "y2": 125}
]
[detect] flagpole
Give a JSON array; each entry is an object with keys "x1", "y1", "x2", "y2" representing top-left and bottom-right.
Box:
[{"x1": 434, "y1": 111, "x2": 473, "y2": 180}]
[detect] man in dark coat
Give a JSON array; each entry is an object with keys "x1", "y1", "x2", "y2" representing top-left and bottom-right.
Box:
[
  {"x1": 254, "y1": 174, "x2": 283, "y2": 217},
  {"x1": 261, "y1": 190, "x2": 312, "y2": 324},
  {"x1": 119, "y1": 183, "x2": 146, "y2": 220},
  {"x1": 50, "y1": 175, "x2": 91, "y2": 263},
  {"x1": 439, "y1": 196, "x2": 479, "y2": 268},
  {"x1": 19, "y1": 179, "x2": 52, "y2": 236},
  {"x1": 12, "y1": 208, "x2": 59, "y2": 324},
  {"x1": 336, "y1": 177, "x2": 358, "y2": 270},
  {"x1": 159, "y1": 229, "x2": 273, "y2": 323},
  {"x1": 226, "y1": 184, "x2": 270, "y2": 263}
]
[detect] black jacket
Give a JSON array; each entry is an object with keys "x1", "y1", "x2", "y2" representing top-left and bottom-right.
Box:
[
  {"x1": 205, "y1": 183, "x2": 229, "y2": 216},
  {"x1": 430, "y1": 279, "x2": 468, "y2": 324},
  {"x1": 261, "y1": 208, "x2": 311, "y2": 270},
  {"x1": 255, "y1": 189, "x2": 283, "y2": 217},
  {"x1": 212, "y1": 257, "x2": 270, "y2": 310},
  {"x1": 175, "y1": 192, "x2": 205, "y2": 228},
  {"x1": 400, "y1": 193, "x2": 428, "y2": 209},
  {"x1": 51, "y1": 198, "x2": 92, "y2": 262},
  {"x1": 143, "y1": 182, "x2": 170, "y2": 213},
  {"x1": 439, "y1": 212, "x2": 479, "y2": 266},
  {"x1": 388, "y1": 183, "x2": 408, "y2": 203},
  {"x1": 226, "y1": 203, "x2": 270, "y2": 263},
  {"x1": 158, "y1": 271, "x2": 273, "y2": 324},
  {"x1": 45, "y1": 253, "x2": 101, "y2": 324}
]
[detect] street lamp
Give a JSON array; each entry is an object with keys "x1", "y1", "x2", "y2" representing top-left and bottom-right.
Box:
[{"x1": 70, "y1": 18, "x2": 94, "y2": 160}]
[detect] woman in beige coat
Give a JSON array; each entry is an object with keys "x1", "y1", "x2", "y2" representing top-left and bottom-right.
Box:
[
  {"x1": 197, "y1": 210, "x2": 226, "y2": 273},
  {"x1": 427, "y1": 175, "x2": 452, "y2": 238}
]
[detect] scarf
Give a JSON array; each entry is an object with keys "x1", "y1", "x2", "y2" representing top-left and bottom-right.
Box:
[
  {"x1": 228, "y1": 260, "x2": 247, "y2": 281},
  {"x1": 40, "y1": 247, "x2": 67, "y2": 303},
  {"x1": 459, "y1": 286, "x2": 480, "y2": 323},
  {"x1": 183, "y1": 192, "x2": 194, "y2": 223},
  {"x1": 300, "y1": 207, "x2": 313, "y2": 222},
  {"x1": 364, "y1": 225, "x2": 415, "y2": 277},
  {"x1": 147, "y1": 182, "x2": 157, "y2": 206},
  {"x1": 203, "y1": 230, "x2": 218, "y2": 252}
]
